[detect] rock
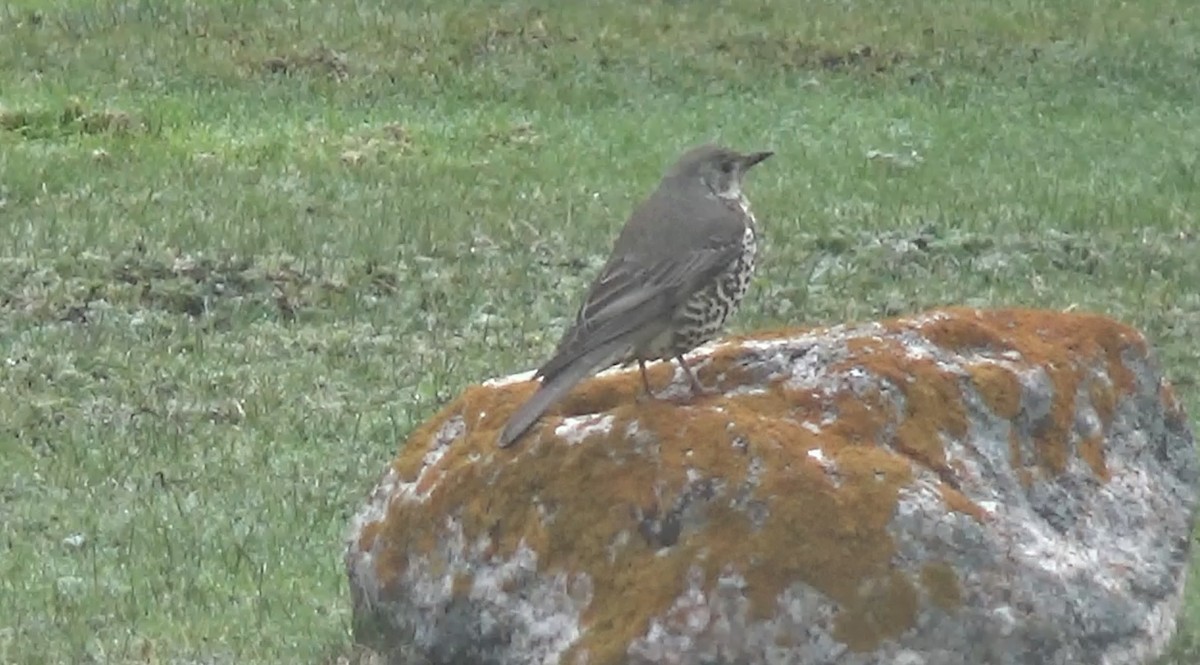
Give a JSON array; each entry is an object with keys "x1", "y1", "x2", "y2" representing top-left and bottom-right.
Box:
[{"x1": 345, "y1": 307, "x2": 1197, "y2": 665}]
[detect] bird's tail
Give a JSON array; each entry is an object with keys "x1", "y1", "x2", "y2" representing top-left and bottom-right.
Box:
[{"x1": 498, "y1": 342, "x2": 626, "y2": 448}]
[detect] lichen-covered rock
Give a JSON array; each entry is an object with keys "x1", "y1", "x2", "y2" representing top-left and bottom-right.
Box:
[{"x1": 345, "y1": 307, "x2": 1197, "y2": 665}]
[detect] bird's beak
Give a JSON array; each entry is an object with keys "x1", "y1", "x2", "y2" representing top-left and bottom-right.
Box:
[{"x1": 744, "y1": 151, "x2": 774, "y2": 168}]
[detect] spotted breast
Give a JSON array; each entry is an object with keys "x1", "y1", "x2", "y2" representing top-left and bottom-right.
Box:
[{"x1": 664, "y1": 196, "x2": 758, "y2": 356}]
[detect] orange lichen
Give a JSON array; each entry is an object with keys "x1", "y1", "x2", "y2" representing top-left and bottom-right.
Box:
[
  {"x1": 360, "y1": 307, "x2": 1150, "y2": 662},
  {"x1": 1161, "y1": 382, "x2": 1182, "y2": 416},
  {"x1": 911, "y1": 307, "x2": 1144, "y2": 481},
  {"x1": 1009, "y1": 430, "x2": 1034, "y2": 488},
  {"x1": 701, "y1": 343, "x2": 775, "y2": 388},
  {"x1": 1089, "y1": 378, "x2": 1118, "y2": 427},
  {"x1": 839, "y1": 335, "x2": 967, "y2": 483},
  {"x1": 367, "y1": 381, "x2": 921, "y2": 660},
  {"x1": 967, "y1": 362, "x2": 1023, "y2": 420},
  {"x1": 1078, "y1": 433, "x2": 1110, "y2": 481},
  {"x1": 832, "y1": 570, "x2": 920, "y2": 651},
  {"x1": 920, "y1": 563, "x2": 963, "y2": 611},
  {"x1": 917, "y1": 312, "x2": 1017, "y2": 355},
  {"x1": 938, "y1": 484, "x2": 989, "y2": 523},
  {"x1": 822, "y1": 388, "x2": 890, "y2": 445},
  {"x1": 392, "y1": 400, "x2": 463, "y2": 481},
  {"x1": 452, "y1": 572, "x2": 474, "y2": 598},
  {"x1": 725, "y1": 326, "x2": 817, "y2": 345}
]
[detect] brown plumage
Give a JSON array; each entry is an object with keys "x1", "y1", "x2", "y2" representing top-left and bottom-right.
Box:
[{"x1": 498, "y1": 144, "x2": 773, "y2": 448}]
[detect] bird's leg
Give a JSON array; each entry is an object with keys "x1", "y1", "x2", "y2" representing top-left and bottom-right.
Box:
[
  {"x1": 673, "y1": 353, "x2": 710, "y2": 398},
  {"x1": 636, "y1": 358, "x2": 657, "y2": 402},
  {"x1": 636, "y1": 355, "x2": 710, "y2": 404}
]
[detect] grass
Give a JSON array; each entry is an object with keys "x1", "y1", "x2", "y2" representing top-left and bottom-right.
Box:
[{"x1": 0, "y1": 0, "x2": 1197, "y2": 662}]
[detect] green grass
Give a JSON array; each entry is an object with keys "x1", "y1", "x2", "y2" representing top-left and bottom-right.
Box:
[{"x1": 0, "y1": 0, "x2": 1198, "y2": 662}]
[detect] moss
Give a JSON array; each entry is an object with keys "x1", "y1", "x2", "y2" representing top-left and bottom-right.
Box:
[
  {"x1": 1009, "y1": 430, "x2": 1034, "y2": 488},
  {"x1": 1090, "y1": 379, "x2": 1118, "y2": 426},
  {"x1": 917, "y1": 312, "x2": 1018, "y2": 354},
  {"x1": 967, "y1": 362, "x2": 1023, "y2": 420},
  {"x1": 361, "y1": 307, "x2": 1150, "y2": 662},
  {"x1": 920, "y1": 563, "x2": 963, "y2": 611},
  {"x1": 912, "y1": 307, "x2": 1144, "y2": 480},
  {"x1": 725, "y1": 327, "x2": 817, "y2": 344},
  {"x1": 1078, "y1": 433, "x2": 1110, "y2": 480},
  {"x1": 452, "y1": 572, "x2": 474, "y2": 598},
  {"x1": 392, "y1": 400, "x2": 463, "y2": 482},
  {"x1": 939, "y1": 484, "x2": 989, "y2": 523},
  {"x1": 1161, "y1": 382, "x2": 1185, "y2": 420},
  {"x1": 832, "y1": 569, "x2": 920, "y2": 651},
  {"x1": 356, "y1": 521, "x2": 382, "y2": 555},
  {"x1": 839, "y1": 336, "x2": 968, "y2": 488}
]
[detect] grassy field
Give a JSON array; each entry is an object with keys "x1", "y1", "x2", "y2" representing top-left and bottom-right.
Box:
[{"x1": 0, "y1": 0, "x2": 1197, "y2": 662}]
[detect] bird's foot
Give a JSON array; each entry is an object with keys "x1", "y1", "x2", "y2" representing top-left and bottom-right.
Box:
[
  {"x1": 634, "y1": 356, "x2": 713, "y2": 405},
  {"x1": 660, "y1": 391, "x2": 704, "y2": 406},
  {"x1": 638, "y1": 381, "x2": 712, "y2": 406}
]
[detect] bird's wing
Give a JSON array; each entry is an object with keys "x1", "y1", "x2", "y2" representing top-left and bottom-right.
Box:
[
  {"x1": 578, "y1": 240, "x2": 739, "y2": 324},
  {"x1": 535, "y1": 183, "x2": 750, "y2": 382},
  {"x1": 536, "y1": 235, "x2": 742, "y2": 382},
  {"x1": 575, "y1": 187, "x2": 748, "y2": 327}
]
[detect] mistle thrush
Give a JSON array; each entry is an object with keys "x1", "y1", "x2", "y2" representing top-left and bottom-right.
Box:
[{"x1": 498, "y1": 144, "x2": 773, "y2": 448}]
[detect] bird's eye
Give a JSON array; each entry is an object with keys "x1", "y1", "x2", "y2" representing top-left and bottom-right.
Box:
[{"x1": 721, "y1": 160, "x2": 734, "y2": 173}]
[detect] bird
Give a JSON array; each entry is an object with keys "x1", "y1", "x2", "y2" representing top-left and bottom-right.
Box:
[{"x1": 498, "y1": 143, "x2": 774, "y2": 448}]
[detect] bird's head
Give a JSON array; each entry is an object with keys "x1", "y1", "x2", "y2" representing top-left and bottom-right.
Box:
[{"x1": 666, "y1": 144, "x2": 774, "y2": 199}]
